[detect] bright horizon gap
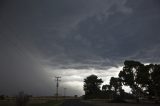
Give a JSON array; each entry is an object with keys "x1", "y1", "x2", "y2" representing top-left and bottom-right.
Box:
[{"x1": 46, "y1": 65, "x2": 131, "y2": 96}]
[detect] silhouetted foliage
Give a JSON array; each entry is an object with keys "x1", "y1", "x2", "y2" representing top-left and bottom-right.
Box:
[
  {"x1": 101, "y1": 84, "x2": 114, "y2": 99},
  {"x1": 145, "y1": 64, "x2": 160, "y2": 103},
  {"x1": 102, "y1": 84, "x2": 111, "y2": 92},
  {"x1": 118, "y1": 60, "x2": 145, "y2": 102},
  {"x1": 110, "y1": 77, "x2": 122, "y2": 95},
  {"x1": 83, "y1": 60, "x2": 160, "y2": 102},
  {"x1": 119, "y1": 60, "x2": 160, "y2": 103},
  {"x1": 83, "y1": 74, "x2": 103, "y2": 99}
]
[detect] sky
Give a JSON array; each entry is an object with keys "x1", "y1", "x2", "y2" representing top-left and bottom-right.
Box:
[{"x1": 0, "y1": 0, "x2": 160, "y2": 96}]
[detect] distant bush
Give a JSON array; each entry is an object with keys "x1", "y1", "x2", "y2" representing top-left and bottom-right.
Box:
[
  {"x1": 0, "y1": 95, "x2": 5, "y2": 100},
  {"x1": 16, "y1": 92, "x2": 30, "y2": 106}
]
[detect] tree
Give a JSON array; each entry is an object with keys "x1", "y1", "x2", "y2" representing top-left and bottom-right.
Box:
[
  {"x1": 110, "y1": 77, "x2": 122, "y2": 96},
  {"x1": 102, "y1": 84, "x2": 111, "y2": 92},
  {"x1": 147, "y1": 64, "x2": 160, "y2": 102},
  {"x1": 102, "y1": 84, "x2": 113, "y2": 99},
  {"x1": 119, "y1": 60, "x2": 144, "y2": 102},
  {"x1": 83, "y1": 75, "x2": 103, "y2": 97},
  {"x1": 152, "y1": 64, "x2": 160, "y2": 102}
]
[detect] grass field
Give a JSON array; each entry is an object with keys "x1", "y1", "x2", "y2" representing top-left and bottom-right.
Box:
[
  {"x1": 29, "y1": 100, "x2": 63, "y2": 106},
  {"x1": 83, "y1": 99, "x2": 160, "y2": 106},
  {"x1": 0, "y1": 100, "x2": 63, "y2": 106}
]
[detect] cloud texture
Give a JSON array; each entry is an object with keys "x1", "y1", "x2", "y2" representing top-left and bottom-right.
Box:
[{"x1": 0, "y1": 0, "x2": 160, "y2": 96}]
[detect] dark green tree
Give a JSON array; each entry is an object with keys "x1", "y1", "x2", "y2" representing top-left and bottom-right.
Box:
[
  {"x1": 118, "y1": 60, "x2": 144, "y2": 102},
  {"x1": 84, "y1": 75, "x2": 103, "y2": 97},
  {"x1": 110, "y1": 77, "x2": 122, "y2": 95},
  {"x1": 102, "y1": 84, "x2": 111, "y2": 92},
  {"x1": 102, "y1": 84, "x2": 113, "y2": 99},
  {"x1": 147, "y1": 64, "x2": 160, "y2": 102}
]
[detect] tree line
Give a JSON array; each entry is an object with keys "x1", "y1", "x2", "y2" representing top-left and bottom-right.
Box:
[{"x1": 83, "y1": 60, "x2": 160, "y2": 103}]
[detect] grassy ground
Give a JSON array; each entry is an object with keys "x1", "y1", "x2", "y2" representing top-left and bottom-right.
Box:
[
  {"x1": 0, "y1": 100, "x2": 63, "y2": 106},
  {"x1": 83, "y1": 100, "x2": 160, "y2": 106},
  {"x1": 0, "y1": 101, "x2": 16, "y2": 106},
  {"x1": 29, "y1": 100, "x2": 63, "y2": 106}
]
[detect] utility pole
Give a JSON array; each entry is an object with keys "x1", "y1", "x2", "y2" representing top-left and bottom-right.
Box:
[{"x1": 55, "y1": 76, "x2": 61, "y2": 100}]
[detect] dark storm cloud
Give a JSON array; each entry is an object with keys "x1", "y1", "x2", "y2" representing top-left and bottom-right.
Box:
[
  {"x1": 70, "y1": 0, "x2": 160, "y2": 64},
  {"x1": 1, "y1": 0, "x2": 132, "y2": 68},
  {"x1": 0, "y1": 0, "x2": 160, "y2": 95}
]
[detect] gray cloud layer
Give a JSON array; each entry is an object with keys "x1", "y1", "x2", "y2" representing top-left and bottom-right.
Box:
[{"x1": 0, "y1": 0, "x2": 160, "y2": 96}]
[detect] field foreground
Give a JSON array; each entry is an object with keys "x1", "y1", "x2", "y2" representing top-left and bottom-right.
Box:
[
  {"x1": 0, "y1": 100, "x2": 63, "y2": 106},
  {"x1": 0, "y1": 99, "x2": 160, "y2": 106},
  {"x1": 83, "y1": 99, "x2": 160, "y2": 106}
]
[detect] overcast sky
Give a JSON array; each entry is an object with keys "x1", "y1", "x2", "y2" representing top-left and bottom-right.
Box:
[{"x1": 0, "y1": 0, "x2": 160, "y2": 96}]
